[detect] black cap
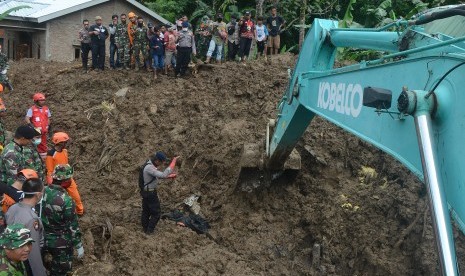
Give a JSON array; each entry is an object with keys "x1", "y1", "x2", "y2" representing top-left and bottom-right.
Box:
[
  {"x1": 244, "y1": 11, "x2": 251, "y2": 15},
  {"x1": 15, "y1": 125, "x2": 40, "y2": 139},
  {"x1": 148, "y1": 22, "x2": 153, "y2": 28}
]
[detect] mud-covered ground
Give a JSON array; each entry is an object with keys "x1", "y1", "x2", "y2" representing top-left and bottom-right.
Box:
[{"x1": 3, "y1": 55, "x2": 465, "y2": 275}]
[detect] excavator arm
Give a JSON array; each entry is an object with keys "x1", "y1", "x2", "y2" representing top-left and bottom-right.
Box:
[{"x1": 239, "y1": 5, "x2": 465, "y2": 276}]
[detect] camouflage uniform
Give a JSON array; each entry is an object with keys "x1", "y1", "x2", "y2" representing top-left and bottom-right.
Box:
[
  {"x1": 41, "y1": 184, "x2": 82, "y2": 276},
  {"x1": 115, "y1": 21, "x2": 130, "y2": 66},
  {"x1": 195, "y1": 16, "x2": 212, "y2": 60},
  {"x1": 0, "y1": 250, "x2": 25, "y2": 276},
  {"x1": 0, "y1": 52, "x2": 9, "y2": 86},
  {"x1": 0, "y1": 143, "x2": 45, "y2": 186},
  {"x1": 0, "y1": 121, "x2": 5, "y2": 148},
  {"x1": 22, "y1": 145, "x2": 45, "y2": 184},
  {"x1": 131, "y1": 24, "x2": 149, "y2": 68},
  {"x1": 0, "y1": 224, "x2": 35, "y2": 276}
]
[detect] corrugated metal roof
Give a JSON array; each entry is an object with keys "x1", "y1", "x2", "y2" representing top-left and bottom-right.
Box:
[
  {"x1": 0, "y1": 0, "x2": 51, "y2": 17},
  {"x1": 0, "y1": 0, "x2": 170, "y2": 24}
]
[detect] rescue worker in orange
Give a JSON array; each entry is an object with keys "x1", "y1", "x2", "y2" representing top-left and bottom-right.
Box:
[
  {"x1": 1, "y1": 169, "x2": 38, "y2": 214},
  {"x1": 45, "y1": 132, "x2": 84, "y2": 215},
  {"x1": 25, "y1": 93, "x2": 51, "y2": 161},
  {"x1": 127, "y1": 12, "x2": 137, "y2": 68},
  {"x1": 128, "y1": 12, "x2": 137, "y2": 47}
]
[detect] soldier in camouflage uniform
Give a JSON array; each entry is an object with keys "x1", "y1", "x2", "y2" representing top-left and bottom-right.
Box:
[
  {"x1": 195, "y1": 15, "x2": 212, "y2": 61},
  {"x1": 22, "y1": 130, "x2": 45, "y2": 184},
  {"x1": 0, "y1": 224, "x2": 34, "y2": 275},
  {"x1": 0, "y1": 98, "x2": 7, "y2": 153},
  {"x1": 42, "y1": 164, "x2": 83, "y2": 276},
  {"x1": 115, "y1": 13, "x2": 130, "y2": 70},
  {"x1": 0, "y1": 125, "x2": 41, "y2": 186},
  {"x1": 131, "y1": 16, "x2": 149, "y2": 71},
  {"x1": 0, "y1": 44, "x2": 12, "y2": 91}
]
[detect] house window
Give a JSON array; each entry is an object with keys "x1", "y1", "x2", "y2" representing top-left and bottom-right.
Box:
[{"x1": 75, "y1": 48, "x2": 80, "y2": 60}]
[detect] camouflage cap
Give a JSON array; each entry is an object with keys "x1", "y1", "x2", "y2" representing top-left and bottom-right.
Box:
[
  {"x1": 0, "y1": 224, "x2": 34, "y2": 249},
  {"x1": 52, "y1": 164, "x2": 73, "y2": 180}
]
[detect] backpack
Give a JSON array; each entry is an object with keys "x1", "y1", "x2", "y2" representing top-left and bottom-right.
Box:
[{"x1": 138, "y1": 160, "x2": 154, "y2": 192}]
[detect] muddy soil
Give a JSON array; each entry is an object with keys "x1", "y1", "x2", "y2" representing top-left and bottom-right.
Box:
[{"x1": 3, "y1": 55, "x2": 465, "y2": 275}]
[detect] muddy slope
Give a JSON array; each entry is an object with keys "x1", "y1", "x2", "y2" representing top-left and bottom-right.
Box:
[{"x1": 2, "y1": 56, "x2": 464, "y2": 275}]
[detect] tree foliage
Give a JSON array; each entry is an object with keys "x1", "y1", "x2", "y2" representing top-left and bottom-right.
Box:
[{"x1": 140, "y1": 0, "x2": 462, "y2": 53}]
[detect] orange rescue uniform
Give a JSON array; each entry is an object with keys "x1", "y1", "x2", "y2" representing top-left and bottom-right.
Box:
[
  {"x1": 2, "y1": 194, "x2": 15, "y2": 213},
  {"x1": 46, "y1": 148, "x2": 84, "y2": 215}
]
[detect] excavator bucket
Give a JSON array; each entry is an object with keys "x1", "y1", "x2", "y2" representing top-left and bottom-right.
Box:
[{"x1": 236, "y1": 143, "x2": 301, "y2": 192}]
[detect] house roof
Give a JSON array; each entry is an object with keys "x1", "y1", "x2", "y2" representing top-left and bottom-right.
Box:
[{"x1": 0, "y1": 0, "x2": 170, "y2": 24}]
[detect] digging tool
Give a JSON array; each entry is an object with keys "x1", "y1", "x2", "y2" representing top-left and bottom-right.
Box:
[{"x1": 237, "y1": 4, "x2": 465, "y2": 275}]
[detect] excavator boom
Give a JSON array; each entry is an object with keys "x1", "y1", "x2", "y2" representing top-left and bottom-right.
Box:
[{"x1": 239, "y1": 5, "x2": 465, "y2": 275}]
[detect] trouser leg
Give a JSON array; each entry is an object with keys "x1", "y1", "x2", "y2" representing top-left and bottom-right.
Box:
[
  {"x1": 244, "y1": 38, "x2": 252, "y2": 57},
  {"x1": 91, "y1": 44, "x2": 99, "y2": 69},
  {"x1": 141, "y1": 195, "x2": 150, "y2": 231},
  {"x1": 81, "y1": 43, "x2": 90, "y2": 69},
  {"x1": 216, "y1": 44, "x2": 223, "y2": 61},
  {"x1": 47, "y1": 247, "x2": 73, "y2": 276},
  {"x1": 98, "y1": 44, "x2": 105, "y2": 70},
  {"x1": 146, "y1": 192, "x2": 161, "y2": 233},
  {"x1": 37, "y1": 133, "x2": 48, "y2": 155},
  {"x1": 110, "y1": 43, "x2": 116, "y2": 68},
  {"x1": 66, "y1": 179, "x2": 84, "y2": 215}
]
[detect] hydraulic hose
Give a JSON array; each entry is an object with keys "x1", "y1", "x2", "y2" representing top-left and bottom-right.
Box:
[{"x1": 412, "y1": 7, "x2": 465, "y2": 25}]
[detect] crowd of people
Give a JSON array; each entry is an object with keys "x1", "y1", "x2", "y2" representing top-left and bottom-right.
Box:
[
  {"x1": 0, "y1": 89, "x2": 84, "y2": 275},
  {"x1": 78, "y1": 7, "x2": 285, "y2": 78}
]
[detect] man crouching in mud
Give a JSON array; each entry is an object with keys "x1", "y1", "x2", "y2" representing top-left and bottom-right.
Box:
[{"x1": 140, "y1": 152, "x2": 179, "y2": 234}]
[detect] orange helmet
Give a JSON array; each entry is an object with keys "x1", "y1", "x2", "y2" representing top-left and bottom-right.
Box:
[
  {"x1": 18, "y1": 169, "x2": 39, "y2": 179},
  {"x1": 0, "y1": 98, "x2": 6, "y2": 111},
  {"x1": 52, "y1": 132, "x2": 69, "y2": 144},
  {"x1": 128, "y1": 12, "x2": 136, "y2": 18},
  {"x1": 33, "y1": 93, "x2": 45, "y2": 101},
  {"x1": 0, "y1": 84, "x2": 4, "y2": 93}
]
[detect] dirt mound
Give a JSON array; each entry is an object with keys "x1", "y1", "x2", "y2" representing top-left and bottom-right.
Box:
[{"x1": 3, "y1": 55, "x2": 465, "y2": 275}]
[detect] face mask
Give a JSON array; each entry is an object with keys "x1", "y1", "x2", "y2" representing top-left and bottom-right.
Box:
[
  {"x1": 138, "y1": 22, "x2": 143, "y2": 27},
  {"x1": 182, "y1": 28, "x2": 188, "y2": 31},
  {"x1": 32, "y1": 138, "x2": 41, "y2": 146}
]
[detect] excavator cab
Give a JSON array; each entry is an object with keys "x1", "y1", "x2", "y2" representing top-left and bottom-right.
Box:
[{"x1": 237, "y1": 4, "x2": 465, "y2": 275}]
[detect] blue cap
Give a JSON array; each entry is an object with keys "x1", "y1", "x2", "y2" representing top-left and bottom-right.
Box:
[
  {"x1": 182, "y1": 21, "x2": 189, "y2": 28},
  {"x1": 155, "y1": 151, "x2": 167, "y2": 162}
]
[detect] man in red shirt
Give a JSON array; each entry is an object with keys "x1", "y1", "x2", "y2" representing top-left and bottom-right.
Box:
[
  {"x1": 238, "y1": 11, "x2": 255, "y2": 63},
  {"x1": 25, "y1": 93, "x2": 51, "y2": 160},
  {"x1": 164, "y1": 27, "x2": 177, "y2": 74}
]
